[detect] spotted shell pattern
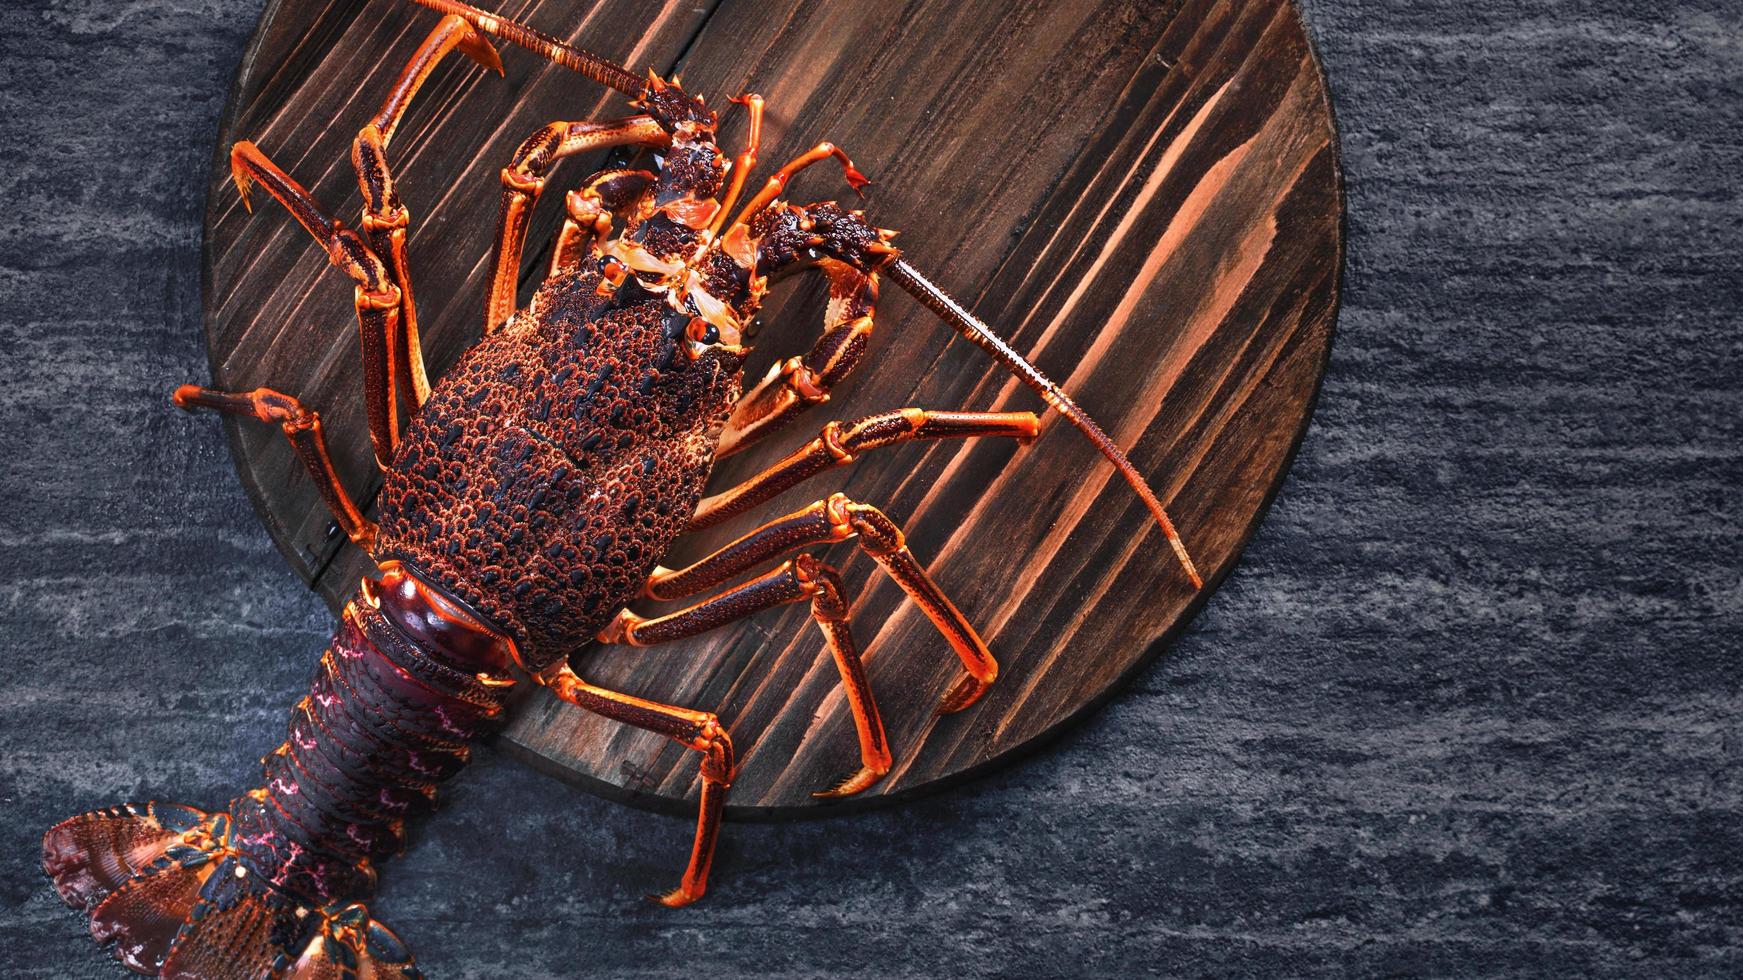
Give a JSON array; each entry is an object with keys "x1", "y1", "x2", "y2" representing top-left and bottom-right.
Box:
[{"x1": 374, "y1": 269, "x2": 746, "y2": 670}]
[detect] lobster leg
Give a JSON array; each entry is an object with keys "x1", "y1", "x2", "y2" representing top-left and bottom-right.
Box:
[
  {"x1": 717, "y1": 258, "x2": 881, "y2": 456},
  {"x1": 229, "y1": 142, "x2": 405, "y2": 468},
  {"x1": 645, "y1": 493, "x2": 1000, "y2": 715},
  {"x1": 353, "y1": 14, "x2": 504, "y2": 414},
  {"x1": 539, "y1": 665, "x2": 733, "y2": 907},
  {"x1": 172, "y1": 386, "x2": 376, "y2": 550},
  {"x1": 725, "y1": 142, "x2": 869, "y2": 234},
  {"x1": 705, "y1": 93, "x2": 764, "y2": 237},
  {"x1": 548, "y1": 169, "x2": 657, "y2": 277},
  {"x1": 694, "y1": 408, "x2": 1037, "y2": 530},
  {"x1": 600, "y1": 555, "x2": 889, "y2": 798},
  {"x1": 485, "y1": 116, "x2": 668, "y2": 333}
]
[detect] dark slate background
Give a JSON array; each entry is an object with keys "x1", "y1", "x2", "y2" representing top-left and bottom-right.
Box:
[{"x1": 2, "y1": 1, "x2": 1738, "y2": 976}]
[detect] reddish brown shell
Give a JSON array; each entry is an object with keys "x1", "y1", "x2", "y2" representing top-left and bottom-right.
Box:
[{"x1": 375, "y1": 272, "x2": 745, "y2": 668}]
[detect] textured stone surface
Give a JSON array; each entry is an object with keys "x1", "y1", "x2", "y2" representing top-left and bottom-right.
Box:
[{"x1": 2, "y1": 1, "x2": 1738, "y2": 977}]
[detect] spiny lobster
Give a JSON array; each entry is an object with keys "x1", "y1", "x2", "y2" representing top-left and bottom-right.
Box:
[{"x1": 42, "y1": 1, "x2": 1202, "y2": 976}]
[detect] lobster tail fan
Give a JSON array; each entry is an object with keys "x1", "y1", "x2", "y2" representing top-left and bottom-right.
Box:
[
  {"x1": 89, "y1": 858, "x2": 215, "y2": 974},
  {"x1": 885, "y1": 259, "x2": 1204, "y2": 589},
  {"x1": 45, "y1": 801, "x2": 421, "y2": 978},
  {"x1": 147, "y1": 856, "x2": 424, "y2": 980},
  {"x1": 157, "y1": 856, "x2": 305, "y2": 980},
  {"x1": 282, "y1": 904, "x2": 424, "y2": 980},
  {"x1": 42, "y1": 802, "x2": 207, "y2": 910},
  {"x1": 43, "y1": 802, "x2": 216, "y2": 975}
]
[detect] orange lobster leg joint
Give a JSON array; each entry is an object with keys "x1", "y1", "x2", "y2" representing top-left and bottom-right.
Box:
[
  {"x1": 694, "y1": 408, "x2": 1038, "y2": 530},
  {"x1": 367, "y1": 14, "x2": 502, "y2": 143},
  {"x1": 707, "y1": 93, "x2": 764, "y2": 238},
  {"x1": 717, "y1": 258, "x2": 882, "y2": 456},
  {"x1": 550, "y1": 169, "x2": 656, "y2": 278},
  {"x1": 800, "y1": 558, "x2": 895, "y2": 797},
  {"x1": 230, "y1": 143, "x2": 396, "y2": 297},
  {"x1": 172, "y1": 386, "x2": 376, "y2": 551},
  {"x1": 350, "y1": 15, "x2": 503, "y2": 413},
  {"x1": 715, "y1": 353, "x2": 838, "y2": 456},
  {"x1": 485, "y1": 116, "x2": 668, "y2": 333},
  {"x1": 604, "y1": 554, "x2": 893, "y2": 799},
  {"x1": 832, "y1": 497, "x2": 999, "y2": 713},
  {"x1": 540, "y1": 666, "x2": 732, "y2": 906},
  {"x1": 655, "y1": 490, "x2": 1002, "y2": 716},
  {"x1": 229, "y1": 141, "x2": 407, "y2": 467},
  {"x1": 727, "y1": 141, "x2": 870, "y2": 233}
]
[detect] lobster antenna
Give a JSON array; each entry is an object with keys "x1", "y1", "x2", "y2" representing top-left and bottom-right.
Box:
[
  {"x1": 405, "y1": 0, "x2": 646, "y2": 95},
  {"x1": 886, "y1": 260, "x2": 1203, "y2": 590}
]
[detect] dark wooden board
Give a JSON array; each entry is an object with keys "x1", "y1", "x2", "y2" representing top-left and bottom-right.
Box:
[{"x1": 202, "y1": 0, "x2": 1342, "y2": 816}]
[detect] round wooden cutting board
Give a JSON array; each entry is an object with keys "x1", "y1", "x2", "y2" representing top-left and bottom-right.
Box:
[{"x1": 202, "y1": 0, "x2": 1343, "y2": 816}]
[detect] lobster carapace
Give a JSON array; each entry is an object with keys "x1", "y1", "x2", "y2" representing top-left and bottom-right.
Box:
[{"x1": 43, "y1": 1, "x2": 1201, "y2": 975}]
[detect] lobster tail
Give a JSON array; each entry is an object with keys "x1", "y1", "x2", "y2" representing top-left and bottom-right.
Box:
[
  {"x1": 44, "y1": 802, "x2": 421, "y2": 978},
  {"x1": 43, "y1": 574, "x2": 508, "y2": 976}
]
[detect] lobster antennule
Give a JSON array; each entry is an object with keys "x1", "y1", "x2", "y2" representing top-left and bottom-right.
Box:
[
  {"x1": 404, "y1": 0, "x2": 645, "y2": 95},
  {"x1": 885, "y1": 260, "x2": 1203, "y2": 590}
]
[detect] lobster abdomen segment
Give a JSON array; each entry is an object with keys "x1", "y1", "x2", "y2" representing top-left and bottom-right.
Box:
[{"x1": 232, "y1": 594, "x2": 512, "y2": 905}]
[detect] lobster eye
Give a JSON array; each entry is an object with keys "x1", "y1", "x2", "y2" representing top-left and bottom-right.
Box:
[
  {"x1": 598, "y1": 255, "x2": 629, "y2": 286},
  {"x1": 686, "y1": 316, "x2": 719, "y2": 345}
]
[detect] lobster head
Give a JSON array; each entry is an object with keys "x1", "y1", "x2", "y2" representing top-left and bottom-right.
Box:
[{"x1": 635, "y1": 72, "x2": 718, "y2": 139}]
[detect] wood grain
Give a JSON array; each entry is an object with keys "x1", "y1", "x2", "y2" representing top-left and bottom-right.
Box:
[{"x1": 201, "y1": 0, "x2": 1342, "y2": 816}]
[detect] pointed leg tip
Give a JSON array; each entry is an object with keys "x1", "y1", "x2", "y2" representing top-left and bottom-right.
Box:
[
  {"x1": 649, "y1": 887, "x2": 701, "y2": 909},
  {"x1": 811, "y1": 765, "x2": 888, "y2": 799},
  {"x1": 935, "y1": 673, "x2": 990, "y2": 715},
  {"x1": 462, "y1": 36, "x2": 504, "y2": 76},
  {"x1": 227, "y1": 155, "x2": 255, "y2": 210}
]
